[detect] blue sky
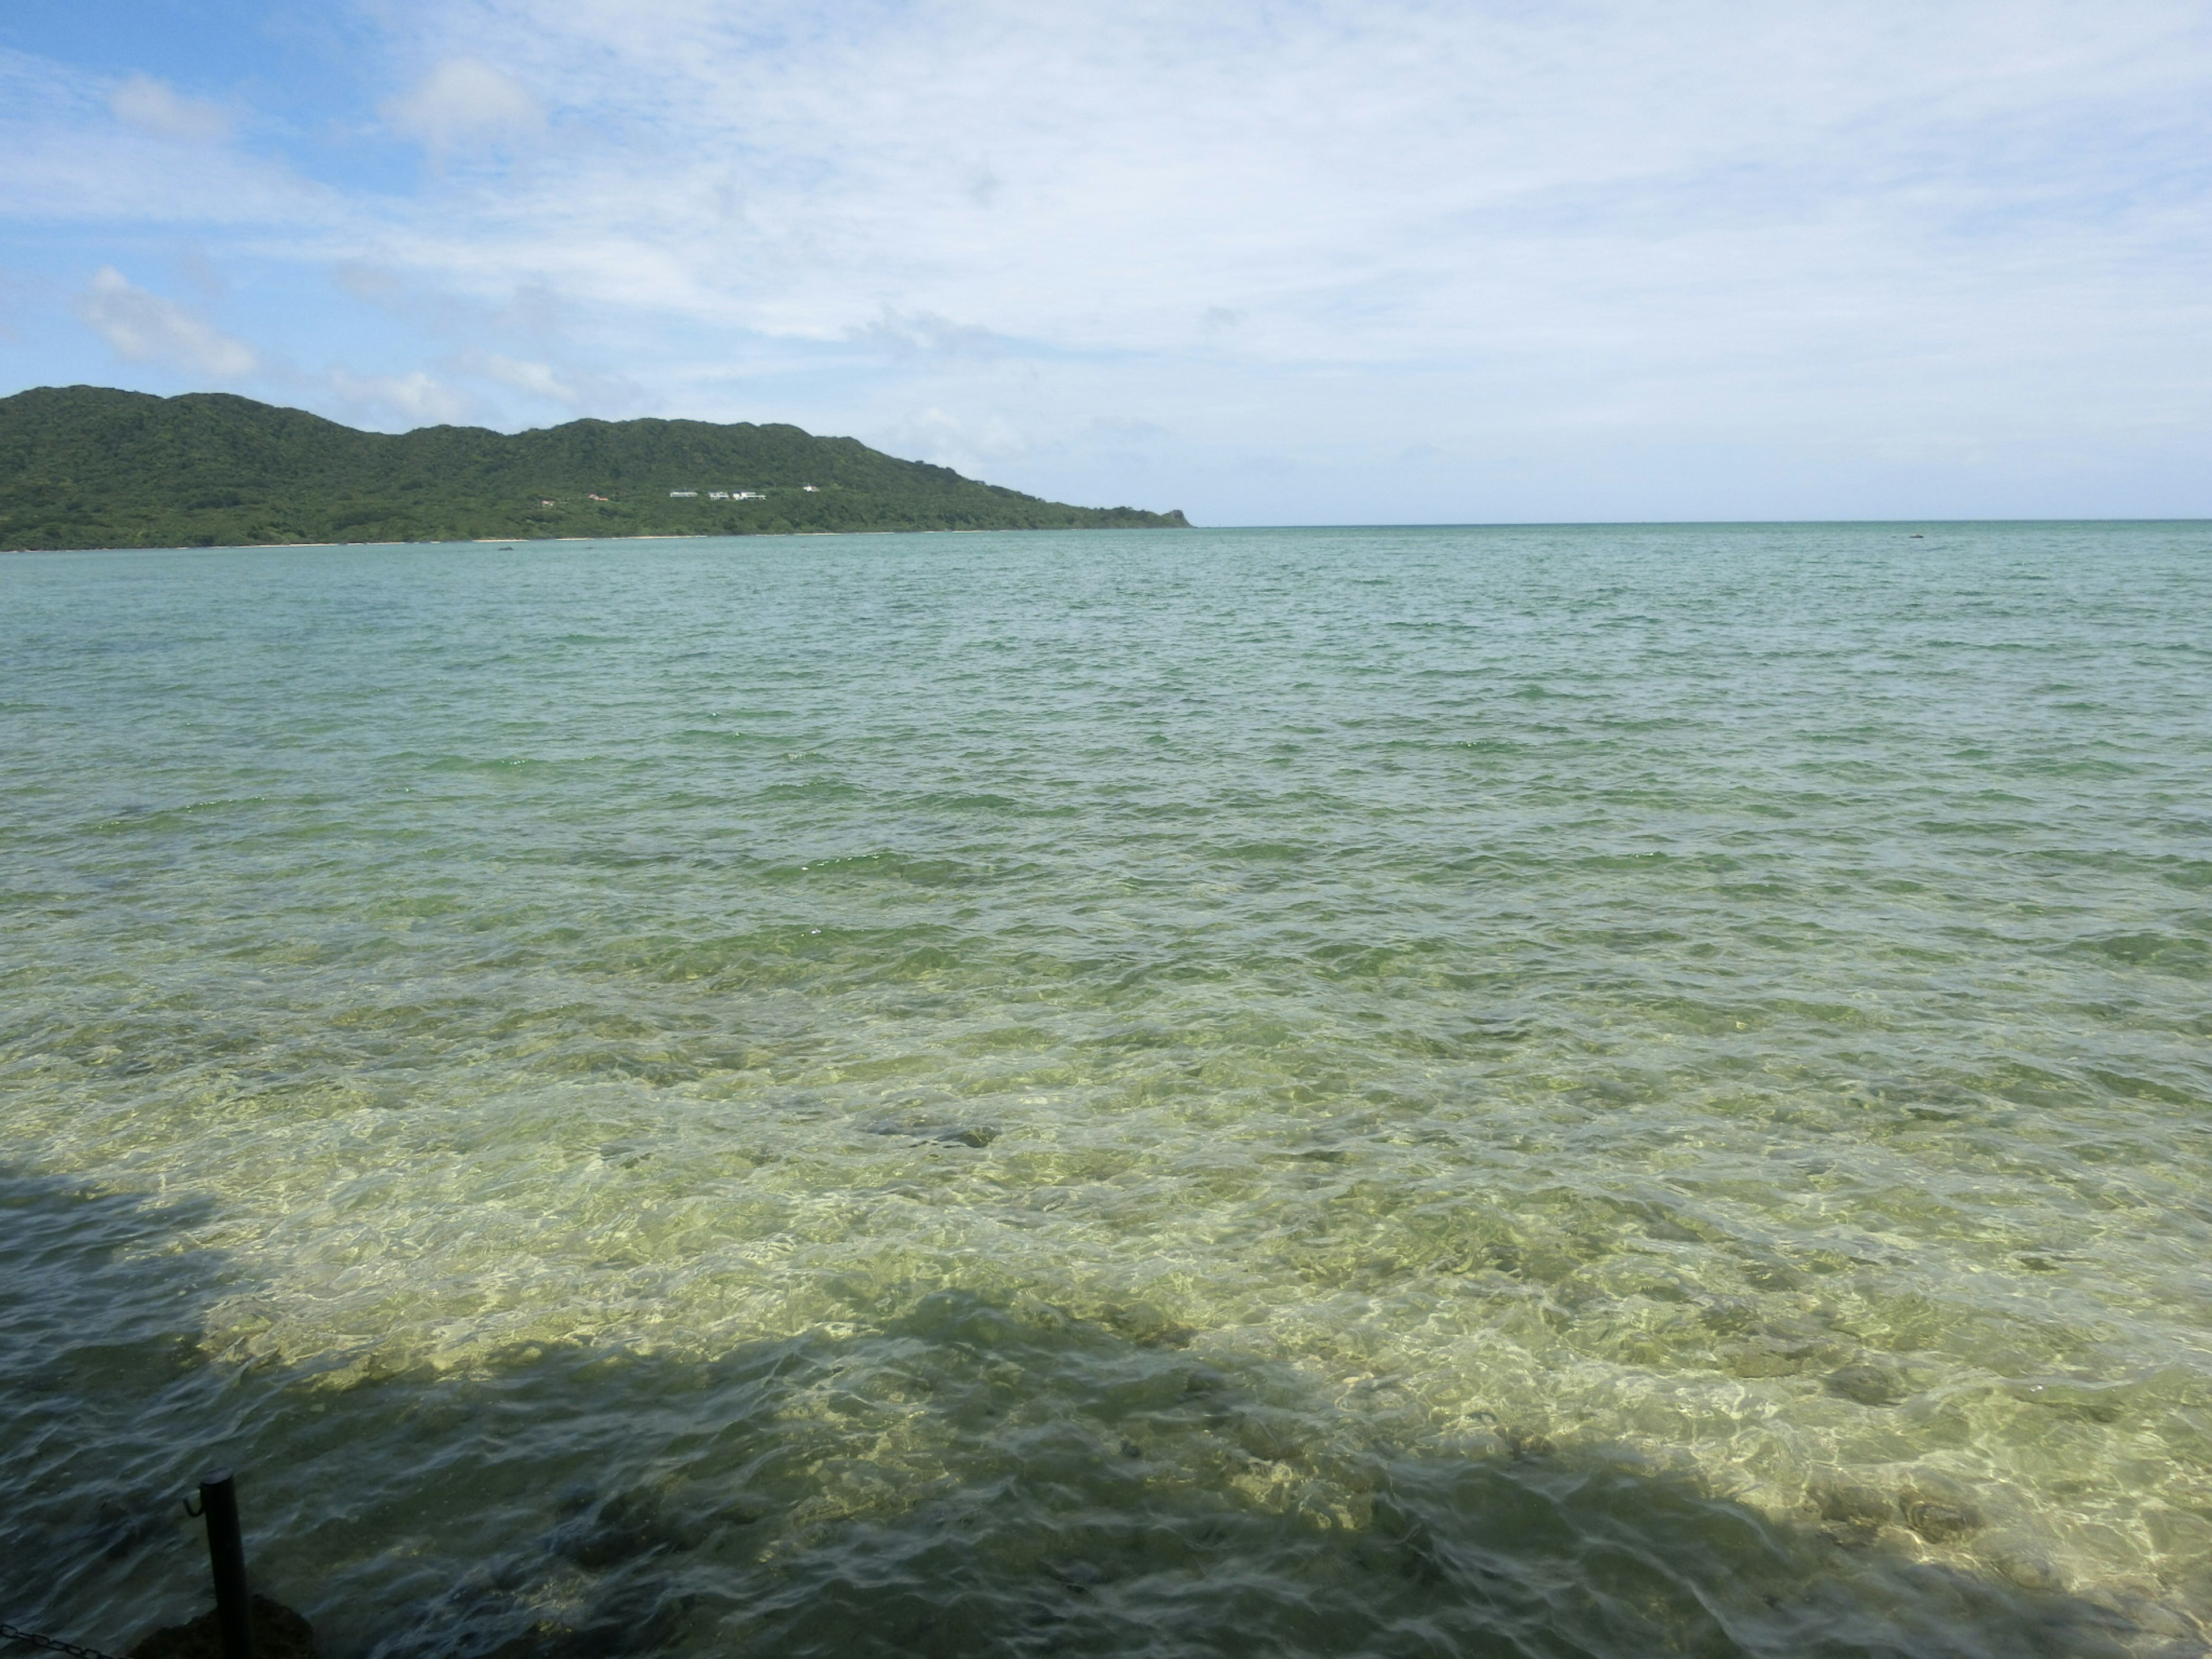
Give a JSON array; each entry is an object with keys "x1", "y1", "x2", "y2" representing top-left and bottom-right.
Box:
[{"x1": 3, "y1": 0, "x2": 2209, "y2": 524}]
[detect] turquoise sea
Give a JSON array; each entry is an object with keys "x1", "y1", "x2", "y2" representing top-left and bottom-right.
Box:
[{"x1": 4, "y1": 522, "x2": 2210, "y2": 1658}]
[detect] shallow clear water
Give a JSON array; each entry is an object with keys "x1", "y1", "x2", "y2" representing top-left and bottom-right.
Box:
[{"x1": 3, "y1": 523, "x2": 2210, "y2": 1658}]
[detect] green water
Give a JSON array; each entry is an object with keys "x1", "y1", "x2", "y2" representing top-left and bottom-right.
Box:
[{"x1": 4, "y1": 524, "x2": 2210, "y2": 1658}]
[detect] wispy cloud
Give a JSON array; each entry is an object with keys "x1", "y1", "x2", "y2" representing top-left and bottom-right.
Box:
[
  {"x1": 0, "y1": 49, "x2": 332, "y2": 226},
  {"x1": 324, "y1": 366, "x2": 475, "y2": 427},
  {"x1": 74, "y1": 267, "x2": 260, "y2": 378},
  {"x1": 381, "y1": 58, "x2": 543, "y2": 153},
  {"x1": 877, "y1": 406, "x2": 1033, "y2": 475},
  {"x1": 463, "y1": 351, "x2": 573, "y2": 404},
  {"x1": 108, "y1": 74, "x2": 235, "y2": 145},
  {"x1": 847, "y1": 309, "x2": 1008, "y2": 361}
]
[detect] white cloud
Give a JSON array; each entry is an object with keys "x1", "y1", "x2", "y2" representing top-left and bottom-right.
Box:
[
  {"x1": 466, "y1": 351, "x2": 575, "y2": 404},
  {"x1": 346, "y1": 1, "x2": 2212, "y2": 367},
  {"x1": 74, "y1": 267, "x2": 260, "y2": 378},
  {"x1": 873, "y1": 406, "x2": 1032, "y2": 474},
  {"x1": 325, "y1": 367, "x2": 476, "y2": 428},
  {"x1": 382, "y1": 58, "x2": 543, "y2": 151},
  {"x1": 846, "y1": 309, "x2": 1006, "y2": 361},
  {"x1": 0, "y1": 48, "x2": 334, "y2": 227},
  {"x1": 108, "y1": 74, "x2": 233, "y2": 144}
]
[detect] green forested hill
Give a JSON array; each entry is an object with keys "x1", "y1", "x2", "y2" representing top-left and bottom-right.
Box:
[{"x1": 0, "y1": 385, "x2": 1190, "y2": 551}]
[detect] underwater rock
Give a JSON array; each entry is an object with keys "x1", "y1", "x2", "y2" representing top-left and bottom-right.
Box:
[
  {"x1": 1722, "y1": 1336, "x2": 1825, "y2": 1378},
  {"x1": 1984, "y1": 1543, "x2": 2064, "y2": 1591},
  {"x1": 1813, "y1": 1482, "x2": 1893, "y2": 1529},
  {"x1": 1810, "y1": 1479, "x2": 1893, "y2": 1549},
  {"x1": 1698, "y1": 1297, "x2": 1760, "y2": 1335},
  {"x1": 1824, "y1": 1363, "x2": 1906, "y2": 1407},
  {"x1": 1048, "y1": 1560, "x2": 1107, "y2": 1592},
  {"x1": 866, "y1": 1122, "x2": 998, "y2": 1148},
  {"x1": 1097, "y1": 1303, "x2": 1196, "y2": 1349},
  {"x1": 1741, "y1": 1263, "x2": 1800, "y2": 1292},
  {"x1": 1902, "y1": 1490, "x2": 1983, "y2": 1543},
  {"x1": 2005, "y1": 1377, "x2": 2128, "y2": 1423},
  {"x1": 134, "y1": 1596, "x2": 317, "y2": 1659},
  {"x1": 543, "y1": 1486, "x2": 698, "y2": 1571},
  {"x1": 1503, "y1": 1426, "x2": 1555, "y2": 1458}
]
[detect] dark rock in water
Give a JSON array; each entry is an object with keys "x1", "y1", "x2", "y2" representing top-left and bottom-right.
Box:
[
  {"x1": 1903, "y1": 1492, "x2": 1983, "y2": 1543},
  {"x1": 1134, "y1": 1323, "x2": 1194, "y2": 1349},
  {"x1": 866, "y1": 1122, "x2": 997, "y2": 1148},
  {"x1": 1741, "y1": 1259, "x2": 1801, "y2": 1291},
  {"x1": 2006, "y1": 1377, "x2": 2128, "y2": 1423},
  {"x1": 134, "y1": 1596, "x2": 317, "y2": 1659},
  {"x1": 1698, "y1": 1297, "x2": 1760, "y2": 1335},
  {"x1": 1989, "y1": 1546, "x2": 2064, "y2": 1590},
  {"x1": 1813, "y1": 1482, "x2": 1893, "y2": 1529},
  {"x1": 1049, "y1": 1559, "x2": 1107, "y2": 1591},
  {"x1": 1503, "y1": 1426, "x2": 1554, "y2": 1458},
  {"x1": 1097, "y1": 1303, "x2": 1196, "y2": 1349},
  {"x1": 552, "y1": 1516, "x2": 666, "y2": 1570},
  {"x1": 543, "y1": 1487, "x2": 694, "y2": 1570},
  {"x1": 1824, "y1": 1363, "x2": 1905, "y2": 1407},
  {"x1": 1722, "y1": 1336, "x2": 1824, "y2": 1378}
]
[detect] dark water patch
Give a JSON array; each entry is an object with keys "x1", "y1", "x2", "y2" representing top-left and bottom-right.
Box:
[
  {"x1": 865, "y1": 1122, "x2": 999, "y2": 1149},
  {"x1": 421, "y1": 756, "x2": 582, "y2": 778},
  {"x1": 1385, "y1": 1018, "x2": 1536, "y2": 1058},
  {"x1": 1214, "y1": 840, "x2": 1309, "y2": 863},
  {"x1": 444, "y1": 1318, "x2": 2176, "y2": 1654},
  {"x1": 772, "y1": 852, "x2": 999, "y2": 889},
  {"x1": 2066, "y1": 932, "x2": 2210, "y2": 977},
  {"x1": 85, "y1": 1292, "x2": 2134, "y2": 1659},
  {"x1": 2078, "y1": 1067, "x2": 2206, "y2": 1109},
  {"x1": 589, "y1": 924, "x2": 961, "y2": 990},
  {"x1": 910, "y1": 791, "x2": 1022, "y2": 812},
  {"x1": 0, "y1": 1172, "x2": 246, "y2": 1646}
]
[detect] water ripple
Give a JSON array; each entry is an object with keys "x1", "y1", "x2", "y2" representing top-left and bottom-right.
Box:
[{"x1": 3, "y1": 523, "x2": 2210, "y2": 1656}]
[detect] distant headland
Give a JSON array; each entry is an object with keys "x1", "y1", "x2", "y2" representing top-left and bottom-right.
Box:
[{"x1": 0, "y1": 386, "x2": 1190, "y2": 551}]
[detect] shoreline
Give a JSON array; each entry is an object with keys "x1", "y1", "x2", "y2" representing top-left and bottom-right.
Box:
[{"x1": 0, "y1": 524, "x2": 1192, "y2": 556}]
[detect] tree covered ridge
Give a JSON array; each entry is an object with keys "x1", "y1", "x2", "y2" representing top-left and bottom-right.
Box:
[{"x1": 0, "y1": 386, "x2": 1191, "y2": 550}]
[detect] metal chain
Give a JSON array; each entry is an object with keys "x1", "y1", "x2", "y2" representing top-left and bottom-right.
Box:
[{"x1": 1, "y1": 1622, "x2": 132, "y2": 1659}]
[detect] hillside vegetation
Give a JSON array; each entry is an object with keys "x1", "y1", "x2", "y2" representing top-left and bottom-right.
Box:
[{"x1": 0, "y1": 386, "x2": 1189, "y2": 551}]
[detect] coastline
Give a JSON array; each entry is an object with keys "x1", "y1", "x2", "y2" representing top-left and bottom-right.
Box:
[{"x1": 1, "y1": 523, "x2": 1194, "y2": 556}]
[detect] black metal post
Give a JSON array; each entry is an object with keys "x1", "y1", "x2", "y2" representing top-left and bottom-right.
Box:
[{"x1": 196, "y1": 1468, "x2": 255, "y2": 1659}]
